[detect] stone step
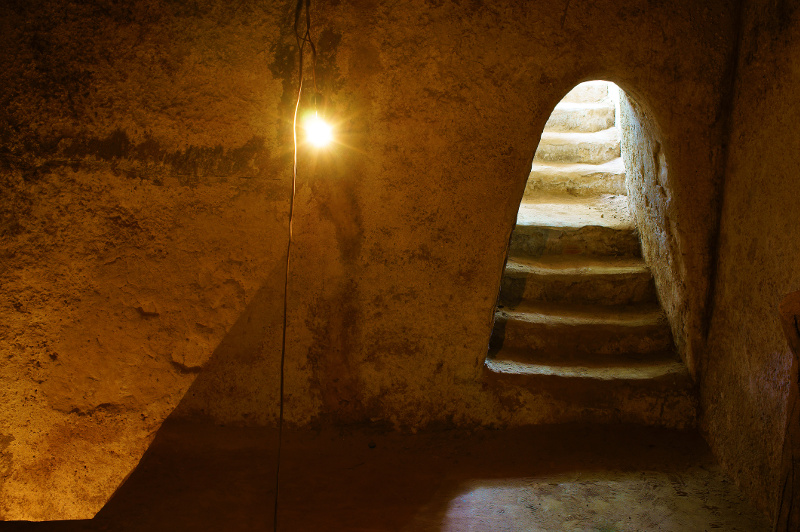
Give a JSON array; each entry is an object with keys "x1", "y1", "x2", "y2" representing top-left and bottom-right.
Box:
[
  {"x1": 483, "y1": 353, "x2": 696, "y2": 428},
  {"x1": 524, "y1": 158, "x2": 626, "y2": 198},
  {"x1": 490, "y1": 302, "x2": 673, "y2": 357},
  {"x1": 488, "y1": 347, "x2": 681, "y2": 375},
  {"x1": 544, "y1": 101, "x2": 615, "y2": 133},
  {"x1": 499, "y1": 255, "x2": 657, "y2": 307},
  {"x1": 561, "y1": 80, "x2": 610, "y2": 104},
  {"x1": 482, "y1": 79, "x2": 695, "y2": 430},
  {"x1": 534, "y1": 129, "x2": 620, "y2": 165},
  {"x1": 510, "y1": 195, "x2": 640, "y2": 258}
]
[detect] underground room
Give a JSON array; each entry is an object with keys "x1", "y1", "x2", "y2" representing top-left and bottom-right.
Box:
[{"x1": 2, "y1": 0, "x2": 800, "y2": 530}]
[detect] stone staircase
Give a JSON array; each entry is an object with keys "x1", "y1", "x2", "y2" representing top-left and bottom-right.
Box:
[{"x1": 486, "y1": 81, "x2": 696, "y2": 428}]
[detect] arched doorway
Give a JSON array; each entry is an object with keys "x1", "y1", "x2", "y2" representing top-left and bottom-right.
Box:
[{"x1": 485, "y1": 81, "x2": 694, "y2": 427}]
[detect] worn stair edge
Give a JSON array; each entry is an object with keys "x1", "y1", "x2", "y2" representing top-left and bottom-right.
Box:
[
  {"x1": 492, "y1": 303, "x2": 673, "y2": 355},
  {"x1": 534, "y1": 129, "x2": 620, "y2": 165},
  {"x1": 512, "y1": 195, "x2": 639, "y2": 257},
  {"x1": 482, "y1": 357, "x2": 697, "y2": 429},
  {"x1": 487, "y1": 345, "x2": 678, "y2": 369},
  {"x1": 524, "y1": 158, "x2": 626, "y2": 198},
  {"x1": 509, "y1": 224, "x2": 641, "y2": 258},
  {"x1": 505, "y1": 254, "x2": 650, "y2": 276},
  {"x1": 485, "y1": 355, "x2": 687, "y2": 381},
  {"x1": 516, "y1": 194, "x2": 633, "y2": 229},
  {"x1": 544, "y1": 101, "x2": 615, "y2": 133},
  {"x1": 500, "y1": 255, "x2": 657, "y2": 306}
]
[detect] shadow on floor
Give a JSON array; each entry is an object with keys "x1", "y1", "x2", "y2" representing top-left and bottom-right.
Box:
[{"x1": 0, "y1": 423, "x2": 769, "y2": 531}]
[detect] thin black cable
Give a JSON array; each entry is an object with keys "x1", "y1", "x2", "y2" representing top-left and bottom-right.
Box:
[
  {"x1": 273, "y1": 1, "x2": 317, "y2": 530},
  {"x1": 295, "y1": 0, "x2": 317, "y2": 93}
]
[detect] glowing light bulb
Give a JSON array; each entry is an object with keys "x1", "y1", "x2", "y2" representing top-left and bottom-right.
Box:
[{"x1": 304, "y1": 114, "x2": 333, "y2": 148}]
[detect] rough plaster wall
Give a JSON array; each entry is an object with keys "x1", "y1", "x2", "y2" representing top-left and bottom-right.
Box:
[
  {"x1": 272, "y1": 0, "x2": 737, "y2": 428},
  {"x1": 703, "y1": 0, "x2": 800, "y2": 519},
  {"x1": 619, "y1": 95, "x2": 693, "y2": 371},
  {"x1": 0, "y1": 0, "x2": 736, "y2": 520},
  {"x1": 0, "y1": 0, "x2": 288, "y2": 520}
]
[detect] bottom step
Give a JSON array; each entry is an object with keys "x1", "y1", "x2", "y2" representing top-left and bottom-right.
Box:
[
  {"x1": 486, "y1": 356, "x2": 687, "y2": 380},
  {"x1": 483, "y1": 355, "x2": 696, "y2": 429}
]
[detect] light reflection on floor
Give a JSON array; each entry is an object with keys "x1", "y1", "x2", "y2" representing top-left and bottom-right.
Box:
[
  {"x1": 12, "y1": 423, "x2": 770, "y2": 531},
  {"x1": 438, "y1": 471, "x2": 764, "y2": 532}
]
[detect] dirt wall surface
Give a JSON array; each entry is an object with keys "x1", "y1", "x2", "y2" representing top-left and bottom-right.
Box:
[
  {"x1": 619, "y1": 94, "x2": 695, "y2": 371},
  {"x1": 0, "y1": 0, "x2": 737, "y2": 521},
  {"x1": 0, "y1": 0, "x2": 289, "y2": 520},
  {"x1": 703, "y1": 0, "x2": 800, "y2": 519}
]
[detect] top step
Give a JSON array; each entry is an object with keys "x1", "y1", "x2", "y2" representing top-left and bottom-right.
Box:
[{"x1": 561, "y1": 81, "x2": 611, "y2": 104}]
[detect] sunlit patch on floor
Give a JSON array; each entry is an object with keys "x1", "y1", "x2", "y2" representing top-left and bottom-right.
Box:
[{"x1": 439, "y1": 471, "x2": 760, "y2": 532}]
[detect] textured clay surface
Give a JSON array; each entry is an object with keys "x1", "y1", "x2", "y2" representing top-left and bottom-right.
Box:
[
  {"x1": 0, "y1": 0, "x2": 288, "y2": 519},
  {"x1": 619, "y1": 95, "x2": 697, "y2": 371},
  {"x1": 703, "y1": 1, "x2": 800, "y2": 519},
  {"x1": 0, "y1": 0, "x2": 742, "y2": 521}
]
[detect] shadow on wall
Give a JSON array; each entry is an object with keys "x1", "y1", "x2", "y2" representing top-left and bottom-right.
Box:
[
  {"x1": 0, "y1": 262, "x2": 287, "y2": 529},
  {"x1": 168, "y1": 260, "x2": 287, "y2": 426},
  {"x1": 94, "y1": 274, "x2": 287, "y2": 525}
]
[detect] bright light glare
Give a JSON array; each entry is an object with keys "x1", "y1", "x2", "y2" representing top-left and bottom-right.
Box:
[{"x1": 304, "y1": 114, "x2": 333, "y2": 148}]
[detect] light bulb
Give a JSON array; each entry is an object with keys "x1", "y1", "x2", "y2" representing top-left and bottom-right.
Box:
[{"x1": 304, "y1": 114, "x2": 333, "y2": 148}]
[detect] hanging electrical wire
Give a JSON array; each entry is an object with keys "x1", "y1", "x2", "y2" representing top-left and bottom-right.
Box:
[{"x1": 273, "y1": 0, "x2": 320, "y2": 530}]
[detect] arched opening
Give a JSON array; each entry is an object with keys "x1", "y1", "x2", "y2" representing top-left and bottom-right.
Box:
[{"x1": 485, "y1": 80, "x2": 693, "y2": 427}]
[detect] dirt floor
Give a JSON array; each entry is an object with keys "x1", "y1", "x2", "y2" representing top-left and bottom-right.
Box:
[{"x1": 1, "y1": 421, "x2": 769, "y2": 531}]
